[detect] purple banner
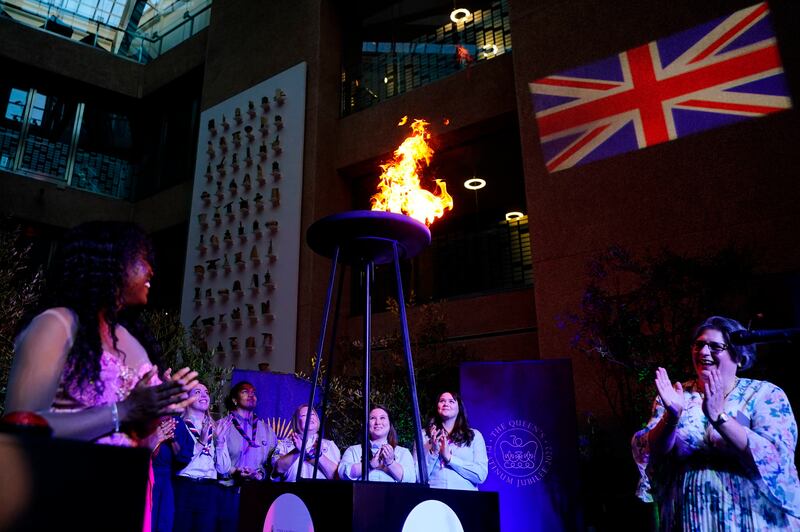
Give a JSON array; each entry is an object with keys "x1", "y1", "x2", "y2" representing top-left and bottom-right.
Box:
[
  {"x1": 232, "y1": 369, "x2": 316, "y2": 439},
  {"x1": 461, "y1": 360, "x2": 581, "y2": 531}
]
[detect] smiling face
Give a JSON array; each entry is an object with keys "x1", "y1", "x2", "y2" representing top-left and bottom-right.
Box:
[
  {"x1": 369, "y1": 408, "x2": 391, "y2": 441},
  {"x1": 296, "y1": 406, "x2": 319, "y2": 435},
  {"x1": 437, "y1": 393, "x2": 459, "y2": 421},
  {"x1": 189, "y1": 384, "x2": 210, "y2": 413},
  {"x1": 120, "y1": 254, "x2": 153, "y2": 307},
  {"x1": 692, "y1": 328, "x2": 738, "y2": 385}
]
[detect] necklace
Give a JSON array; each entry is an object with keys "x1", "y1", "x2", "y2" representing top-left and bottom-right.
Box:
[
  {"x1": 724, "y1": 377, "x2": 739, "y2": 400},
  {"x1": 697, "y1": 377, "x2": 739, "y2": 399}
]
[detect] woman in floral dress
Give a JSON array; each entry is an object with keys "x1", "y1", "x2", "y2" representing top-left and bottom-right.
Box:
[{"x1": 632, "y1": 316, "x2": 800, "y2": 530}]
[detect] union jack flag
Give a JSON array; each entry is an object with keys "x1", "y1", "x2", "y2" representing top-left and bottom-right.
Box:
[{"x1": 529, "y1": 3, "x2": 792, "y2": 173}]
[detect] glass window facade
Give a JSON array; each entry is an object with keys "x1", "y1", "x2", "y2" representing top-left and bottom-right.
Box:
[
  {"x1": 18, "y1": 91, "x2": 79, "y2": 180},
  {"x1": 1, "y1": 85, "x2": 30, "y2": 170},
  {"x1": 342, "y1": 0, "x2": 512, "y2": 115},
  {"x1": 0, "y1": 66, "x2": 202, "y2": 201},
  {"x1": 1, "y1": 0, "x2": 212, "y2": 63}
]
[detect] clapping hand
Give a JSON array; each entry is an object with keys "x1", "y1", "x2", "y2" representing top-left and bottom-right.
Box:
[
  {"x1": 292, "y1": 432, "x2": 319, "y2": 461},
  {"x1": 369, "y1": 447, "x2": 383, "y2": 469},
  {"x1": 655, "y1": 367, "x2": 684, "y2": 422},
  {"x1": 428, "y1": 426, "x2": 441, "y2": 455},
  {"x1": 291, "y1": 432, "x2": 304, "y2": 452},
  {"x1": 702, "y1": 366, "x2": 726, "y2": 423},
  {"x1": 200, "y1": 417, "x2": 213, "y2": 444},
  {"x1": 437, "y1": 431, "x2": 452, "y2": 463},
  {"x1": 163, "y1": 367, "x2": 201, "y2": 411},
  {"x1": 380, "y1": 444, "x2": 395, "y2": 466},
  {"x1": 119, "y1": 367, "x2": 195, "y2": 426},
  {"x1": 215, "y1": 417, "x2": 232, "y2": 445},
  {"x1": 155, "y1": 417, "x2": 176, "y2": 444}
]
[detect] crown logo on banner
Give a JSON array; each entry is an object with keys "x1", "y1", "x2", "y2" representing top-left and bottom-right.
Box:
[
  {"x1": 499, "y1": 436, "x2": 537, "y2": 470},
  {"x1": 488, "y1": 421, "x2": 553, "y2": 486}
]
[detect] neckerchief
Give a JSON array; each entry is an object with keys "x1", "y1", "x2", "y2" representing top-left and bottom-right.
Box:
[
  {"x1": 185, "y1": 418, "x2": 213, "y2": 457},
  {"x1": 231, "y1": 412, "x2": 261, "y2": 451}
]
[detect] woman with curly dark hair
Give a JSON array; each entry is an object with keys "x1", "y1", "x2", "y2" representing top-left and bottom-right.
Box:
[
  {"x1": 423, "y1": 391, "x2": 488, "y2": 490},
  {"x1": 4, "y1": 221, "x2": 198, "y2": 445}
]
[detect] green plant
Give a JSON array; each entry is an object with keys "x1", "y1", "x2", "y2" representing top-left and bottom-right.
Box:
[
  {"x1": 566, "y1": 245, "x2": 757, "y2": 431},
  {"x1": 0, "y1": 223, "x2": 44, "y2": 415},
  {"x1": 141, "y1": 310, "x2": 232, "y2": 414}
]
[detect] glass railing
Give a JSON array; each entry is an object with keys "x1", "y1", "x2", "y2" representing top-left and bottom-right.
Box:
[
  {"x1": 341, "y1": 0, "x2": 511, "y2": 116},
  {"x1": 1, "y1": 85, "x2": 136, "y2": 199},
  {"x1": 0, "y1": 0, "x2": 211, "y2": 63}
]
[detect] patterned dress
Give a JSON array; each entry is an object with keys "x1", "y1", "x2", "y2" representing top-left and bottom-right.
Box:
[
  {"x1": 632, "y1": 378, "x2": 800, "y2": 530},
  {"x1": 52, "y1": 350, "x2": 160, "y2": 446},
  {"x1": 41, "y1": 310, "x2": 162, "y2": 532}
]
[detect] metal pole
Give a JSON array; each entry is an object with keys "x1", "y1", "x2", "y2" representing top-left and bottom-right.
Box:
[
  {"x1": 393, "y1": 241, "x2": 429, "y2": 485},
  {"x1": 312, "y1": 266, "x2": 346, "y2": 477},
  {"x1": 296, "y1": 246, "x2": 339, "y2": 481},
  {"x1": 361, "y1": 260, "x2": 373, "y2": 480}
]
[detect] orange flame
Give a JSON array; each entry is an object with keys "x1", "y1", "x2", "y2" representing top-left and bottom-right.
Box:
[{"x1": 371, "y1": 119, "x2": 453, "y2": 226}]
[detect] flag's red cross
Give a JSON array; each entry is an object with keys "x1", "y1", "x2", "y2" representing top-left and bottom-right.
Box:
[{"x1": 531, "y1": 3, "x2": 789, "y2": 172}]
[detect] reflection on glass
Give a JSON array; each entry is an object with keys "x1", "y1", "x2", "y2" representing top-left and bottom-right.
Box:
[
  {"x1": 1, "y1": 86, "x2": 29, "y2": 169},
  {"x1": 4, "y1": 88, "x2": 28, "y2": 121},
  {"x1": 72, "y1": 104, "x2": 135, "y2": 198},
  {"x1": 19, "y1": 91, "x2": 78, "y2": 180},
  {"x1": 342, "y1": 0, "x2": 511, "y2": 115}
]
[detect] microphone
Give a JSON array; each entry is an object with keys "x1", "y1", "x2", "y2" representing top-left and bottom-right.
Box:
[{"x1": 729, "y1": 328, "x2": 800, "y2": 345}]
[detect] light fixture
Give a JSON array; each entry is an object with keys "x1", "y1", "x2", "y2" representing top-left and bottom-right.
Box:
[
  {"x1": 481, "y1": 44, "x2": 498, "y2": 56},
  {"x1": 384, "y1": 76, "x2": 389, "y2": 83},
  {"x1": 464, "y1": 177, "x2": 486, "y2": 190},
  {"x1": 505, "y1": 211, "x2": 524, "y2": 221},
  {"x1": 450, "y1": 7, "x2": 471, "y2": 23}
]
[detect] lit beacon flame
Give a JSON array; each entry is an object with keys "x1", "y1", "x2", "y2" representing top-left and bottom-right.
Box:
[{"x1": 370, "y1": 119, "x2": 453, "y2": 226}]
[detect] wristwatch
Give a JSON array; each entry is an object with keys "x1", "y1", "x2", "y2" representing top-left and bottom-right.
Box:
[{"x1": 711, "y1": 412, "x2": 729, "y2": 427}]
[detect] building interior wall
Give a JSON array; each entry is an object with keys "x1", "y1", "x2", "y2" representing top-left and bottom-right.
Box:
[{"x1": 1, "y1": 0, "x2": 799, "y2": 525}]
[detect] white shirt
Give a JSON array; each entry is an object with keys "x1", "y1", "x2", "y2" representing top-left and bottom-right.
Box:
[
  {"x1": 338, "y1": 442, "x2": 416, "y2": 482},
  {"x1": 423, "y1": 428, "x2": 488, "y2": 490},
  {"x1": 177, "y1": 417, "x2": 232, "y2": 479},
  {"x1": 271, "y1": 436, "x2": 340, "y2": 481}
]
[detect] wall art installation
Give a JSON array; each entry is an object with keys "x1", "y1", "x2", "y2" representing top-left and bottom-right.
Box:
[{"x1": 181, "y1": 62, "x2": 307, "y2": 373}]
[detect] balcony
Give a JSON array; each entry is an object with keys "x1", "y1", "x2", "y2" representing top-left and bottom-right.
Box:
[{"x1": 341, "y1": 0, "x2": 511, "y2": 116}]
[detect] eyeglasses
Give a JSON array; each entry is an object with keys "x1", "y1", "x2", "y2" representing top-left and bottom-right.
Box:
[{"x1": 691, "y1": 340, "x2": 728, "y2": 353}]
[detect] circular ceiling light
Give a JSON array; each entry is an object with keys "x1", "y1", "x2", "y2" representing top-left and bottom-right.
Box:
[
  {"x1": 450, "y1": 8, "x2": 471, "y2": 23},
  {"x1": 505, "y1": 211, "x2": 525, "y2": 221},
  {"x1": 464, "y1": 178, "x2": 486, "y2": 190}
]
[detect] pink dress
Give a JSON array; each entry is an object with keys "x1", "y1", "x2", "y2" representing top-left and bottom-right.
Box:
[
  {"x1": 52, "y1": 351, "x2": 160, "y2": 445},
  {"x1": 51, "y1": 350, "x2": 161, "y2": 532},
  {"x1": 14, "y1": 309, "x2": 162, "y2": 532}
]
